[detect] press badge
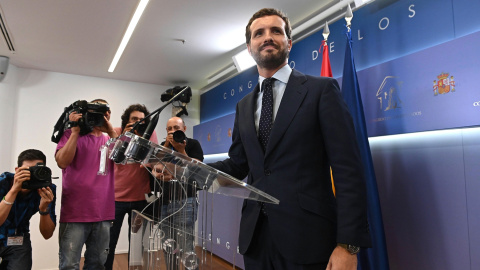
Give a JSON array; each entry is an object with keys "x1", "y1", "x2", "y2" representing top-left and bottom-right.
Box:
[
  {"x1": 97, "y1": 144, "x2": 109, "y2": 175},
  {"x1": 7, "y1": 236, "x2": 23, "y2": 246}
]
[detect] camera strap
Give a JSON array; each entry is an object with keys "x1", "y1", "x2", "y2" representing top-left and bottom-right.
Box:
[
  {"x1": 66, "y1": 121, "x2": 79, "y2": 128},
  {"x1": 51, "y1": 104, "x2": 74, "y2": 144}
]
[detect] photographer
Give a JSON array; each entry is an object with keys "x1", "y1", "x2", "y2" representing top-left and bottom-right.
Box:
[
  {"x1": 0, "y1": 149, "x2": 56, "y2": 269},
  {"x1": 105, "y1": 104, "x2": 158, "y2": 270},
  {"x1": 163, "y1": 117, "x2": 195, "y2": 156},
  {"x1": 55, "y1": 98, "x2": 117, "y2": 269}
]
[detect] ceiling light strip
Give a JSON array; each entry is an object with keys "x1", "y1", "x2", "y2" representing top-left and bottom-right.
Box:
[{"x1": 108, "y1": 0, "x2": 150, "y2": 72}]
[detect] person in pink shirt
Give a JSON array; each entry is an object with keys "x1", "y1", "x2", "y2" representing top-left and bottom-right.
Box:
[
  {"x1": 55, "y1": 99, "x2": 117, "y2": 269},
  {"x1": 104, "y1": 104, "x2": 158, "y2": 270}
]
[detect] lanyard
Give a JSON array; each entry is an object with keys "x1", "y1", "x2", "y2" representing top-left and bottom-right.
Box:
[{"x1": 12, "y1": 196, "x2": 31, "y2": 235}]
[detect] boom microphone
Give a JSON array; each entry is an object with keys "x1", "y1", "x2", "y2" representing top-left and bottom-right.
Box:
[{"x1": 143, "y1": 113, "x2": 159, "y2": 140}]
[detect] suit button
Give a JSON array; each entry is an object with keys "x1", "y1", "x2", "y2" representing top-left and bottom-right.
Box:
[{"x1": 264, "y1": 170, "x2": 271, "y2": 176}]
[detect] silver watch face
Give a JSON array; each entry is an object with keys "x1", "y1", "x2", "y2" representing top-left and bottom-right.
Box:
[{"x1": 347, "y1": 244, "x2": 360, "y2": 254}]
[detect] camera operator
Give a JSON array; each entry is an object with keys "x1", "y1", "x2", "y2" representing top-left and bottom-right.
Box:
[
  {"x1": 55, "y1": 98, "x2": 117, "y2": 269},
  {"x1": 104, "y1": 104, "x2": 158, "y2": 270},
  {"x1": 0, "y1": 149, "x2": 56, "y2": 269},
  {"x1": 150, "y1": 116, "x2": 203, "y2": 270}
]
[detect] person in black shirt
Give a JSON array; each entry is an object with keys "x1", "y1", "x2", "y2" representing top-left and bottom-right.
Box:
[{"x1": 161, "y1": 117, "x2": 203, "y2": 160}]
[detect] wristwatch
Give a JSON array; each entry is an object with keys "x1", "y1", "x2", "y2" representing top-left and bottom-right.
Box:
[
  {"x1": 39, "y1": 207, "x2": 50, "y2": 216},
  {"x1": 338, "y1": 243, "x2": 360, "y2": 255}
]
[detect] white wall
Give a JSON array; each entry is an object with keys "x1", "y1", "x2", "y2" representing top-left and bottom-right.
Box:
[
  {"x1": 0, "y1": 64, "x2": 200, "y2": 270},
  {"x1": 0, "y1": 64, "x2": 19, "y2": 170}
]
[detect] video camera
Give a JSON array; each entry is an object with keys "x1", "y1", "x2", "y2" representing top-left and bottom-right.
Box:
[
  {"x1": 22, "y1": 163, "x2": 52, "y2": 190},
  {"x1": 68, "y1": 100, "x2": 110, "y2": 135},
  {"x1": 161, "y1": 86, "x2": 192, "y2": 103}
]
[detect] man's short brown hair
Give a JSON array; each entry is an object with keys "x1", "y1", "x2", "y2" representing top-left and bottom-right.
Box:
[
  {"x1": 121, "y1": 104, "x2": 151, "y2": 131},
  {"x1": 245, "y1": 8, "x2": 292, "y2": 45}
]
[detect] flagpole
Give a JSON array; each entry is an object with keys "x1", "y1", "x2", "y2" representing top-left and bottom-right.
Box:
[
  {"x1": 320, "y1": 21, "x2": 333, "y2": 78},
  {"x1": 341, "y1": 4, "x2": 390, "y2": 270}
]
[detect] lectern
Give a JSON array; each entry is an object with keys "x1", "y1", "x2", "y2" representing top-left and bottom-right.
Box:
[{"x1": 104, "y1": 132, "x2": 279, "y2": 269}]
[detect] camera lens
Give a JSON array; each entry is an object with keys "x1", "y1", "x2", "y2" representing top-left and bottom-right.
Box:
[
  {"x1": 33, "y1": 167, "x2": 52, "y2": 181},
  {"x1": 173, "y1": 130, "x2": 186, "y2": 143},
  {"x1": 23, "y1": 164, "x2": 52, "y2": 189}
]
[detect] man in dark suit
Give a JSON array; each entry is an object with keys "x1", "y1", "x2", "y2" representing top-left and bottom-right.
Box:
[{"x1": 209, "y1": 8, "x2": 371, "y2": 270}]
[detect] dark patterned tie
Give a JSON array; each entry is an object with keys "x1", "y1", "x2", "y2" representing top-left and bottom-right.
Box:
[{"x1": 258, "y1": 78, "x2": 275, "y2": 151}]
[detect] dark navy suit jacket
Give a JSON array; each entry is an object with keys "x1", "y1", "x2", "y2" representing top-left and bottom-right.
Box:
[{"x1": 210, "y1": 69, "x2": 371, "y2": 264}]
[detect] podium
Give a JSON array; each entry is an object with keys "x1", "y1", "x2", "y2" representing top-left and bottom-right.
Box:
[{"x1": 106, "y1": 133, "x2": 279, "y2": 269}]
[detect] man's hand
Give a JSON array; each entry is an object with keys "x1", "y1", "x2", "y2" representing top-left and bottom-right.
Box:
[
  {"x1": 326, "y1": 246, "x2": 358, "y2": 270},
  {"x1": 69, "y1": 111, "x2": 82, "y2": 134},
  {"x1": 123, "y1": 122, "x2": 135, "y2": 134},
  {"x1": 38, "y1": 187, "x2": 54, "y2": 213},
  {"x1": 37, "y1": 186, "x2": 56, "y2": 239},
  {"x1": 151, "y1": 163, "x2": 174, "y2": 182},
  {"x1": 12, "y1": 166, "x2": 31, "y2": 193},
  {"x1": 97, "y1": 115, "x2": 113, "y2": 133},
  {"x1": 0, "y1": 167, "x2": 32, "y2": 226},
  {"x1": 96, "y1": 116, "x2": 118, "y2": 138},
  {"x1": 163, "y1": 133, "x2": 173, "y2": 148},
  {"x1": 165, "y1": 133, "x2": 187, "y2": 155}
]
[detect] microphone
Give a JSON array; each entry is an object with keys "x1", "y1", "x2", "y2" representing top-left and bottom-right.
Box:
[
  {"x1": 126, "y1": 86, "x2": 190, "y2": 162},
  {"x1": 142, "y1": 113, "x2": 159, "y2": 140},
  {"x1": 127, "y1": 113, "x2": 159, "y2": 162}
]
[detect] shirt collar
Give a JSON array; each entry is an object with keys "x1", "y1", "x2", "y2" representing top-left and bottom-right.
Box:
[{"x1": 259, "y1": 64, "x2": 292, "y2": 89}]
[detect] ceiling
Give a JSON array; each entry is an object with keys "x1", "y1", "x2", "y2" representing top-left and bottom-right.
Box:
[{"x1": 0, "y1": 0, "x2": 348, "y2": 90}]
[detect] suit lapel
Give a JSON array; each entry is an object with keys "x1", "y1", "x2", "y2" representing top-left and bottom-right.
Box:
[
  {"x1": 265, "y1": 70, "x2": 308, "y2": 157},
  {"x1": 242, "y1": 84, "x2": 263, "y2": 152}
]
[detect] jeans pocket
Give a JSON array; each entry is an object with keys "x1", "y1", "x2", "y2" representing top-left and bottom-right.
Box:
[{"x1": 59, "y1": 223, "x2": 70, "y2": 239}]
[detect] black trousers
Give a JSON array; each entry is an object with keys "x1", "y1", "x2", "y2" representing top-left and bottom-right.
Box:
[
  {"x1": 0, "y1": 233, "x2": 32, "y2": 270},
  {"x1": 243, "y1": 213, "x2": 328, "y2": 270}
]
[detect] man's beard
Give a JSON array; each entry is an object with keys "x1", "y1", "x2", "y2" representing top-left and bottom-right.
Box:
[{"x1": 251, "y1": 42, "x2": 289, "y2": 70}]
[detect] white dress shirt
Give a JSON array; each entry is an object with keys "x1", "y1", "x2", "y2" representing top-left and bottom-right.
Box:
[{"x1": 254, "y1": 64, "x2": 293, "y2": 134}]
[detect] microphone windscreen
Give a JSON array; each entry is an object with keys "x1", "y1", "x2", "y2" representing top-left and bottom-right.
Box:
[{"x1": 143, "y1": 113, "x2": 159, "y2": 140}]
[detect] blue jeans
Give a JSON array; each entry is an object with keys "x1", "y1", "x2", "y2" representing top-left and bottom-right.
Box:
[
  {"x1": 104, "y1": 200, "x2": 147, "y2": 270},
  {"x1": 59, "y1": 222, "x2": 111, "y2": 270},
  {"x1": 0, "y1": 233, "x2": 32, "y2": 270},
  {"x1": 160, "y1": 197, "x2": 198, "y2": 270}
]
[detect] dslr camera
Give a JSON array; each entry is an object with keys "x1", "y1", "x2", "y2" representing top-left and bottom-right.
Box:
[
  {"x1": 22, "y1": 163, "x2": 52, "y2": 189},
  {"x1": 68, "y1": 100, "x2": 110, "y2": 135},
  {"x1": 131, "y1": 121, "x2": 148, "y2": 135}
]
